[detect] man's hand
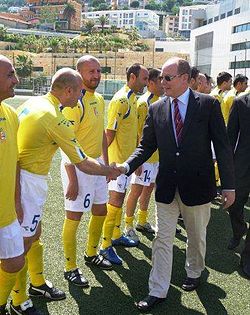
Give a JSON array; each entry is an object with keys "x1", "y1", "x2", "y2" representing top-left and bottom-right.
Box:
[
  {"x1": 135, "y1": 165, "x2": 142, "y2": 176},
  {"x1": 16, "y1": 203, "x2": 24, "y2": 224},
  {"x1": 107, "y1": 162, "x2": 126, "y2": 181},
  {"x1": 221, "y1": 190, "x2": 235, "y2": 209},
  {"x1": 65, "y1": 181, "x2": 79, "y2": 201}
]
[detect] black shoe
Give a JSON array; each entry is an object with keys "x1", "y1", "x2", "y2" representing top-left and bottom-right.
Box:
[
  {"x1": 181, "y1": 277, "x2": 200, "y2": 291},
  {"x1": 10, "y1": 300, "x2": 42, "y2": 315},
  {"x1": 135, "y1": 295, "x2": 165, "y2": 312},
  {"x1": 0, "y1": 304, "x2": 9, "y2": 315},
  {"x1": 84, "y1": 254, "x2": 113, "y2": 270},
  {"x1": 29, "y1": 280, "x2": 66, "y2": 300},
  {"x1": 64, "y1": 268, "x2": 89, "y2": 287},
  {"x1": 240, "y1": 258, "x2": 250, "y2": 279},
  {"x1": 228, "y1": 237, "x2": 241, "y2": 250}
]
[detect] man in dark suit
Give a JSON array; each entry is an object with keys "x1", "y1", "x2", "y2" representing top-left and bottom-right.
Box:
[
  {"x1": 227, "y1": 92, "x2": 250, "y2": 278},
  {"x1": 118, "y1": 57, "x2": 235, "y2": 311}
]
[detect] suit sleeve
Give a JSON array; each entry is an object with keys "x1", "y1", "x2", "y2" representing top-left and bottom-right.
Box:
[
  {"x1": 227, "y1": 99, "x2": 240, "y2": 151},
  {"x1": 209, "y1": 98, "x2": 235, "y2": 189},
  {"x1": 126, "y1": 105, "x2": 158, "y2": 176}
]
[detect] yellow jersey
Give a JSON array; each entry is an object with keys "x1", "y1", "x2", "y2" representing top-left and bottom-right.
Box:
[
  {"x1": 137, "y1": 91, "x2": 159, "y2": 163},
  {"x1": 222, "y1": 88, "x2": 238, "y2": 124},
  {"x1": 17, "y1": 92, "x2": 86, "y2": 175},
  {"x1": 107, "y1": 85, "x2": 138, "y2": 163},
  {"x1": 0, "y1": 102, "x2": 18, "y2": 228},
  {"x1": 62, "y1": 90, "x2": 105, "y2": 158},
  {"x1": 210, "y1": 86, "x2": 224, "y2": 104}
]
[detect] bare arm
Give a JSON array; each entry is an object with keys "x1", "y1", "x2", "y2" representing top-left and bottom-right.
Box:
[
  {"x1": 101, "y1": 130, "x2": 109, "y2": 165},
  {"x1": 106, "y1": 129, "x2": 116, "y2": 147},
  {"x1": 64, "y1": 163, "x2": 79, "y2": 201}
]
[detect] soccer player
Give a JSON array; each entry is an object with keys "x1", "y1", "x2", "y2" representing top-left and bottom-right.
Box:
[
  {"x1": 99, "y1": 64, "x2": 149, "y2": 265},
  {"x1": 189, "y1": 66, "x2": 200, "y2": 90},
  {"x1": 11, "y1": 68, "x2": 120, "y2": 314},
  {"x1": 210, "y1": 71, "x2": 232, "y2": 104},
  {"x1": 61, "y1": 56, "x2": 112, "y2": 287},
  {"x1": 124, "y1": 68, "x2": 163, "y2": 241}
]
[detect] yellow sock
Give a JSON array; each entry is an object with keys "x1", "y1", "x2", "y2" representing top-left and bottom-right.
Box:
[
  {"x1": 125, "y1": 215, "x2": 134, "y2": 229},
  {"x1": 112, "y1": 207, "x2": 123, "y2": 240},
  {"x1": 62, "y1": 218, "x2": 80, "y2": 271},
  {"x1": 101, "y1": 204, "x2": 118, "y2": 249},
  {"x1": 27, "y1": 239, "x2": 45, "y2": 287},
  {"x1": 0, "y1": 266, "x2": 18, "y2": 305},
  {"x1": 138, "y1": 209, "x2": 148, "y2": 225},
  {"x1": 86, "y1": 215, "x2": 106, "y2": 257},
  {"x1": 12, "y1": 258, "x2": 29, "y2": 306}
]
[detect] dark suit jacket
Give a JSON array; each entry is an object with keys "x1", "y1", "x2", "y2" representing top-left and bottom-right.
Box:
[
  {"x1": 227, "y1": 94, "x2": 250, "y2": 189},
  {"x1": 126, "y1": 89, "x2": 235, "y2": 206}
]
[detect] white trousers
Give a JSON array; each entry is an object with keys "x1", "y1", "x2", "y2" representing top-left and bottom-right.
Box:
[{"x1": 149, "y1": 192, "x2": 211, "y2": 298}]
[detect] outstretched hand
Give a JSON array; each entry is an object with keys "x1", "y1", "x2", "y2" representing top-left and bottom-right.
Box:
[{"x1": 221, "y1": 190, "x2": 235, "y2": 209}]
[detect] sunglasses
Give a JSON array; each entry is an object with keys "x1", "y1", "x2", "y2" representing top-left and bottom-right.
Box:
[{"x1": 160, "y1": 73, "x2": 184, "y2": 82}]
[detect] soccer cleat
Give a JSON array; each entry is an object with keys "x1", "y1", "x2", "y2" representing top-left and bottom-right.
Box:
[
  {"x1": 84, "y1": 254, "x2": 112, "y2": 270},
  {"x1": 28, "y1": 280, "x2": 66, "y2": 300},
  {"x1": 124, "y1": 227, "x2": 140, "y2": 242},
  {"x1": 112, "y1": 235, "x2": 139, "y2": 247},
  {"x1": 64, "y1": 268, "x2": 89, "y2": 287},
  {"x1": 0, "y1": 304, "x2": 9, "y2": 315},
  {"x1": 99, "y1": 246, "x2": 123, "y2": 265},
  {"x1": 136, "y1": 222, "x2": 155, "y2": 233},
  {"x1": 10, "y1": 299, "x2": 41, "y2": 315}
]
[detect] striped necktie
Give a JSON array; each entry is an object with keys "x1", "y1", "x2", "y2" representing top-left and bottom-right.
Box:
[{"x1": 173, "y1": 98, "x2": 184, "y2": 145}]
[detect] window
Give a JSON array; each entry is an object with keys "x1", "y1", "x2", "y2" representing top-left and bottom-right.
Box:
[
  {"x1": 155, "y1": 48, "x2": 164, "y2": 52},
  {"x1": 203, "y1": 20, "x2": 207, "y2": 25},
  {"x1": 234, "y1": 7, "x2": 240, "y2": 15},
  {"x1": 33, "y1": 67, "x2": 43, "y2": 72},
  {"x1": 230, "y1": 60, "x2": 250, "y2": 69},
  {"x1": 208, "y1": 18, "x2": 213, "y2": 24},
  {"x1": 101, "y1": 66, "x2": 111, "y2": 74},
  {"x1": 220, "y1": 13, "x2": 226, "y2": 19},
  {"x1": 195, "y1": 32, "x2": 213, "y2": 50},
  {"x1": 233, "y1": 23, "x2": 250, "y2": 33},
  {"x1": 231, "y1": 41, "x2": 250, "y2": 51},
  {"x1": 214, "y1": 16, "x2": 219, "y2": 22},
  {"x1": 227, "y1": 10, "x2": 233, "y2": 17}
]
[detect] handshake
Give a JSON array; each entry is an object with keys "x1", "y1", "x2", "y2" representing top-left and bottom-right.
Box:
[{"x1": 106, "y1": 162, "x2": 127, "y2": 180}]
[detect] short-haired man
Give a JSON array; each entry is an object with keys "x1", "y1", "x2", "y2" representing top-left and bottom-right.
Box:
[
  {"x1": 124, "y1": 68, "x2": 163, "y2": 241},
  {"x1": 197, "y1": 73, "x2": 213, "y2": 94},
  {"x1": 210, "y1": 71, "x2": 232, "y2": 104},
  {"x1": 222, "y1": 74, "x2": 248, "y2": 124},
  {"x1": 189, "y1": 66, "x2": 200, "y2": 90},
  {"x1": 11, "y1": 68, "x2": 119, "y2": 314},
  {"x1": 99, "y1": 63, "x2": 149, "y2": 265},
  {"x1": 0, "y1": 56, "x2": 27, "y2": 315},
  {"x1": 61, "y1": 56, "x2": 112, "y2": 288}
]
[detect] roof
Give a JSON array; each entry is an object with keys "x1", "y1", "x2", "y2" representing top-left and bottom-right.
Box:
[{"x1": 0, "y1": 13, "x2": 31, "y2": 25}]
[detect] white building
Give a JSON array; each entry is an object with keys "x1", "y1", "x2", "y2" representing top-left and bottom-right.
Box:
[
  {"x1": 190, "y1": 0, "x2": 250, "y2": 78},
  {"x1": 155, "y1": 39, "x2": 190, "y2": 55},
  {"x1": 83, "y1": 9, "x2": 159, "y2": 36}
]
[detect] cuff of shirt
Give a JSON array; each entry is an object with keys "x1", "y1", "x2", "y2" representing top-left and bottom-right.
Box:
[{"x1": 122, "y1": 162, "x2": 130, "y2": 174}]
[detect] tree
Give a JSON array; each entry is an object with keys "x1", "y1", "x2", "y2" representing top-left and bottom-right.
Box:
[
  {"x1": 40, "y1": 6, "x2": 58, "y2": 25},
  {"x1": 130, "y1": 1, "x2": 140, "y2": 9},
  {"x1": 145, "y1": 0, "x2": 161, "y2": 11},
  {"x1": 83, "y1": 20, "x2": 95, "y2": 34},
  {"x1": 98, "y1": 15, "x2": 109, "y2": 33},
  {"x1": 48, "y1": 37, "x2": 61, "y2": 53},
  {"x1": 15, "y1": 55, "x2": 33, "y2": 78},
  {"x1": 63, "y1": 3, "x2": 76, "y2": 30}
]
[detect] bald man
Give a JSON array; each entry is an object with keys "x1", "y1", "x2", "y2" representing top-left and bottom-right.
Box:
[{"x1": 11, "y1": 68, "x2": 120, "y2": 315}]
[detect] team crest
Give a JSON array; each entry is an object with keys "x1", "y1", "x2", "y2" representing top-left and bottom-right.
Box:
[{"x1": 0, "y1": 128, "x2": 6, "y2": 142}]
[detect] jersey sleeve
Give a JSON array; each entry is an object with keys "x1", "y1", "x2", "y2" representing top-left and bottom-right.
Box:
[
  {"x1": 106, "y1": 97, "x2": 128, "y2": 131},
  {"x1": 62, "y1": 102, "x2": 82, "y2": 134},
  {"x1": 47, "y1": 118, "x2": 86, "y2": 164}
]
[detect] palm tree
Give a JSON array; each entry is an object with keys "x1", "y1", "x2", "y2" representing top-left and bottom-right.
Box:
[
  {"x1": 63, "y1": 3, "x2": 76, "y2": 30},
  {"x1": 15, "y1": 55, "x2": 33, "y2": 78},
  {"x1": 48, "y1": 37, "x2": 61, "y2": 53},
  {"x1": 98, "y1": 15, "x2": 109, "y2": 33},
  {"x1": 83, "y1": 20, "x2": 95, "y2": 34}
]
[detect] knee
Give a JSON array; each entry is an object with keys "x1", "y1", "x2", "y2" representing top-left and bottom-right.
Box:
[{"x1": 1, "y1": 254, "x2": 25, "y2": 273}]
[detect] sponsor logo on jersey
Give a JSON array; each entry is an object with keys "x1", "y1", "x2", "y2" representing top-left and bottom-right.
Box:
[
  {"x1": 0, "y1": 117, "x2": 6, "y2": 122},
  {"x1": 0, "y1": 128, "x2": 6, "y2": 142}
]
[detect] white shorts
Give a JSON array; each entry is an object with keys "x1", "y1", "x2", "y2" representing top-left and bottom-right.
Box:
[
  {"x1": 20, "y1": 170, "x2": 48, "y2": 237},
  {"x1": 61, "y1": 157, "x2": 108, "y2": 212},
  {"x1": 131, "y1": 162, "x2": 159, "y2": 186},
  {"x1": 0, "y1": 219, "x2": 24, "y2": 259},
  {"x1": 108, "y1": 174, "x2": 132, "y2": 193}
]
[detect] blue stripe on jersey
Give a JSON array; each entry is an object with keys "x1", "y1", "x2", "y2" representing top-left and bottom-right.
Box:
[
  {"x1": 147, "y1": 93, "x2": 154, "y2": 106},
  {"x1": 123, "y1": 106, "x2": 131, "y2": 119},
  {"x1": 127, "y1": 89, "x2": 134, "y2": 99},
  {"x1": 79, "y1": 89, "x2": 86, "y2": 123},
  {"x1": 18, "y1": 108, "x2": 30, "y2": 120}
]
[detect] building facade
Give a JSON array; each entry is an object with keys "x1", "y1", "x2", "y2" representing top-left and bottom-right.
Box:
[{"x1": 163, "y1": 15, "x2": 179, "y2": 36}]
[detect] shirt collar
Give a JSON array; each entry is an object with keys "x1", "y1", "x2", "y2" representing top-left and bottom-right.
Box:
[{"x1": 170, "y1": 88, "x2": 190, "y2": 106}]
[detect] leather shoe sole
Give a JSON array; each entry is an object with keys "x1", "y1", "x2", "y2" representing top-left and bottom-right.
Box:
[{"x1": 135, "y1": 295, "x2": 165, "y2": 312}]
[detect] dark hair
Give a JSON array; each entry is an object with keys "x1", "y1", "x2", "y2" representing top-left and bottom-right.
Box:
[
  {"x1": 190, "y1": 66, "x2": 199, "y2": 79},
  {"x1": 233, "y1": 74, "x2": 248, "y2": 87},
  {"x1": 204, "y1": 73, "x2": 211, "y2": 82},
  {"x1": 217, "y1": 71, "x2": 232, "y2": 86},
  {"x1": 177, "y1": 59, "x2": 191, "y2": 79},
  {"x1": 126, "y1": 63, "x2": 143, "y2": 82},
  {"x1": 148, "y1": 68, "x2": 161, "y2": 81}
]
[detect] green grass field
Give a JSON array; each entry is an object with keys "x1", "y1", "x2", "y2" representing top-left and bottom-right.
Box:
[{"x1": 5, "y1": 96, "x2": 250, "y2": 315}]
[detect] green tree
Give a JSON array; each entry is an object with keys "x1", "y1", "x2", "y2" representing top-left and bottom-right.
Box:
[
  {"x1": 145, "y1": 0, "x2": 161, "y2": 11},
  {"x1": 48, "y1": 37, "x2": 61, "y2": 53},
  {"x1": 40, "y1": 6, "x2": 58, "y2": 25},
  {"x1": 0, "y1": 27, "x2": 7, "y2": 41},
  {"x1": 98, "y1": 15, "x2": 109, "y2": 33},
  {"x1": 63, "y1": 3, "x2": 76, "y2": 30},
  {"x1": 83, "y1": 20, "x2": 95, "y2": 34},
  {"x1": 15, "y1": 55, "x2": 33, "y2": 78},
  {"x1": 130, "y1": 1, "x2": 140, "y2": 8}
]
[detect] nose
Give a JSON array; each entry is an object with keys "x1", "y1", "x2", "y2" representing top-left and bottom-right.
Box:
[{"x1": 14, "y1": 74, "x2": 19, "y2": 85}]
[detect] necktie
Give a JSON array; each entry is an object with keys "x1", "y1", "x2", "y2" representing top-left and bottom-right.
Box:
[{"x1": 173, "y1": 98, "x2": 184, "y2": 145}]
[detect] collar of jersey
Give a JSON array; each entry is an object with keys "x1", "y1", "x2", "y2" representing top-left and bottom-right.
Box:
[
  {"x1": 46, "y1": 92, "x2": 61, "y2": 109},
  {"x1": 124, "y1": 84, "x2": 134, "y2": 98}
]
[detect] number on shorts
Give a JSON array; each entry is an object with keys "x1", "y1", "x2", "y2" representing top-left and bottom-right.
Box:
[
  {"x1": 83, "y1": 193, "x2": 91, "y2": 209},
  {"x1": 144, "y1": 170, "x2": 151, "y2": 183},
  {"x1": 30, "y1": 214, "x2": 41, "y2": 232}
]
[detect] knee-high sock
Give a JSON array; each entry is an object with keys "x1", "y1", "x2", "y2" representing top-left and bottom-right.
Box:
[
  {"x1": 27, "y1": 239, "x2": 45, "y2": 287},
  {"x1": 112, "y1": 207, "x2": 123, "y2": 240},
  {"x1": 0, "y1": 266, "x2": 18, "y2": 306},
  {"x1": 101, "y1": 204, "x2": 118, "y2": 249},
  {"x1": 11, "y1": 258, "x2": 29, "y2": 306},
  {"x1": 86, "y1": 215, "x2": 106, "y2": 257},
  {"x1": 138, "y1": 209, "x2": 148, "y2": 226},
  {"x1": 125, "y1": 215, "x2": 134, "y2": 229},
  {"x1": 62, "y1": 218, "x2": 80, "y2": 271}
]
